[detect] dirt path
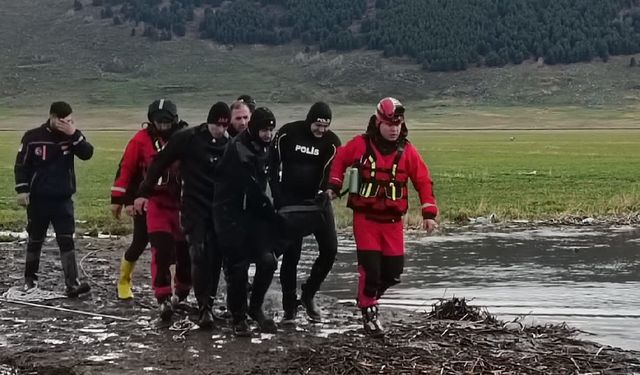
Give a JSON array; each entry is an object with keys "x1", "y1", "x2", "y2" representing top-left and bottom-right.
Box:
[{"x1": 1, "y1": 237, "x2": 638, "y2": 374}]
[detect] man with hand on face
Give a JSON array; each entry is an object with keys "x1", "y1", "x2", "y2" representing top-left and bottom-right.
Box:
[
  {"x1": 213, "y1": 107, "x2": 279, "y2": 337},
  {"x1": 227, "y1": 100, "x2": 251, "y2": 138},
  {"x1": 269, "y1": 102, "x2": 341, "y2": 323},
  {"x1": 326, "y1": 97, "x2": 438, "y2": 336},
  {"x1": 135, "y1": 102, "x2": 231, "y2": 329},
  {"x1": 14, "y1": 101, "x2": 94, "y2": 297},
  {"x1": 113, "y1": 99, "x2": 190, "y2": 321}
]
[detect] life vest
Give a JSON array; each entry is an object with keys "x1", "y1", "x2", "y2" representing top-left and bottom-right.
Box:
[
  {"x1": 144, "y1": 129, "x2": 180, "y2": 196},
  {"x1": 347, "y1": 136, "x2": 409, "y2": 219}
]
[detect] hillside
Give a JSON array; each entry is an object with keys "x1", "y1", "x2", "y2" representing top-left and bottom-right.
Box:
[
  {"x1": 2, "y1": 0, "x2": 640, "y2": 112},
  {"x1": 88, "y1": 0, "x2": 640, "y2": 71}
]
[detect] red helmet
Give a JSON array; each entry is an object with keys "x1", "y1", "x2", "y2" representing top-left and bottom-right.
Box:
[{"x1": 375, "y1": 97, "x2": 405, "y2": 126}]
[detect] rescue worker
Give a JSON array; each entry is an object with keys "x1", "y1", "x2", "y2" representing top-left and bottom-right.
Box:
[
  {"x1": 227, "y1": 100, "x2": 251, "y2": 138},
  {"x1": 213, "y1": 107, "x2": 279, "y2": 336},
  {"x1": 111, "y1": 150, "x2": 148, "y2": 300},
  {"x1": 14, "y1": 101, "x2": 93, "y2": 297},
  {"x1": 269, "y1": 102, "x2": 341, "y2": 323},
  {"x1": 326, "y1": 97, "x2": 438, "y2": 335},
  {"x1": 112, "y1": 99, "x2": 190, "y2": 321},
  {"x1": 136, "y1": 102, "x2": 230, "y2": 329}
]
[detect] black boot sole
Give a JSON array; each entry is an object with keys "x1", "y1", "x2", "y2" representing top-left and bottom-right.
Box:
[{"x1": 66, "y1": 283, "x2": 91, "y2": 298}]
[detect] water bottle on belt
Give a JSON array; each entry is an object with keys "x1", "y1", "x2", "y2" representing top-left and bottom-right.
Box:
[{"x1": 348, "y1": 167, "x2": 359, "y2": 194}]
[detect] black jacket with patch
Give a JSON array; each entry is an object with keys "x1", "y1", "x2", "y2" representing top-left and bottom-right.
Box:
[{"x1": 14, "y1": 122, "x2": 94, "y2": 198}]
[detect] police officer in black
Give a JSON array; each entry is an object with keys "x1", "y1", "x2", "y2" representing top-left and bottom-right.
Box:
[
  {"x1": 137, "y1": 102, "x2": 231, "y2": 329},
  {"x1": 269, "y1": 102, "x2": 341, "y2": 323},
  {"x1": 14, "y1": 101, "x2": 94, "y2": 297},
  {"x1": 213, "y1": 107, "x2": 279, "y2": 337}
]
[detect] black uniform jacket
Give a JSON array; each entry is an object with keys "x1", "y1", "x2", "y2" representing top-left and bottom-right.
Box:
[
  {"x1": 138, "y1": 123, "x2": 229, "y2": 231},
  {"x1": 269, "y1": 120, "x2": 341, "y2": 207},
  {"x1": 15, "y1": 122, "x2": 93, "y2": 198}
]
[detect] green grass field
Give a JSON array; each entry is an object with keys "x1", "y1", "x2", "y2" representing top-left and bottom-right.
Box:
[{"x1": 1, "y1": 109, "x2": 638, "y2": 232}]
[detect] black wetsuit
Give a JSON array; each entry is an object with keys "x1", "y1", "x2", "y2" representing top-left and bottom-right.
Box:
[
  {"x1": 269, "y1": 120, "x2": 341, "y2": 304},
  {"x1": 112, "y1": 156, "x2": 149, "y2": 263},
  {"x1": 138, "y1": 123, "x2": 229, "y2": 310},
  {"x1": 212, "y1": 129, "x2": 280, "y2": 323}
]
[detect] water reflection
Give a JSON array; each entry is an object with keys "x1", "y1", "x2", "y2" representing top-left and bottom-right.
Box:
[{"x1": 297, "y1": 225, "x2": 640, "y2": 350}]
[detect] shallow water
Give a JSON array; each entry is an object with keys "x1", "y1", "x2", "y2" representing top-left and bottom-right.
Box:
[{"x1": 309, "y1": 225, "x2": 640, "y2": 351}]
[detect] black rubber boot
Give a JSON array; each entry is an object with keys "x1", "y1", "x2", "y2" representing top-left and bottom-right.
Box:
[
  {"x1": 300, "y1": 283, "x2": 321, "y2": 322},
  {"x1": 65, "y1": 281, "x2": 90, "y2": 298},
  {"x1": 233, "y1": 318, "x2": 252, "y2": 337},
  {"x1": 198, "y1": 305, "x2": 215, "y2": 330},
  {"x1": 60, "y1": 250, "x2": 86, "y2": 297},
  {"x1": 158, "y1": 297, "x2": 174, "y2": 321},
  {"x1": 281, "y1": 292, "x2": 299, "y2": 324},
  {"x1": 248, "y1": 306, "x2": 278, "y2": 334},
  {"x1": 361, "y1": 305, "x2": 384, "y2": 337},
  {"x1": 24, "y1": 278, "x2": 38, "y2": 292}
]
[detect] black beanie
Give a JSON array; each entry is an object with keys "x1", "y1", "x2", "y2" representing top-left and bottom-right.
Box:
[
  {"x1": 306, "y1": 101, "x2": 332, "y2": 125},
  {"x1": 207, "y1": 101, "x2": 230, "y2": 125},
  {"x1": 248, "y1": 107, "x2": 276, "y2": 135},
  {"x1": 237, "y1": 94, "x2": 256, "y2": 112},
  {"x1": 50, "y1": 101, "x2": 72, "y2": 118}
]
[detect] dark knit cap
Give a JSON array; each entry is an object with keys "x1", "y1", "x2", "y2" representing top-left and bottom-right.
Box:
[
  {"x1": 248, "y1": 107, "x2": 276, "y2": 135},
  {"x1": 49, "y1": 101, "x2": 72, "y2": 118},
  {"x1": 237, "y1": 94, "x2": 256, "y2": 112},
  {"x1": 207, "y1": 102, "x2": 230, "y2": 125},
  {"x1": 306, "y1": 102, "x2": 332, "y2": 125}
]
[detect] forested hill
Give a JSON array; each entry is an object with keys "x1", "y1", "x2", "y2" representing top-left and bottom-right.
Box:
[{"x1": 83, "y1": 0, "x2": 640, "y2": 71}]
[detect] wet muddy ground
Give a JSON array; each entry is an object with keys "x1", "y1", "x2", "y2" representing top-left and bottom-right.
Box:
[{"x1": 1, "y1": 235, "x2": 639, "y2": 374}]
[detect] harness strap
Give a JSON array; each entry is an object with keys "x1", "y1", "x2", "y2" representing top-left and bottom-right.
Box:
[{"x1": 356, "y1": 136, "x2": 406, "y2": 199}]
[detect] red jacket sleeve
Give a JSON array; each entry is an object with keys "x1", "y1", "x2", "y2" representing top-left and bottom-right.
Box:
[
  {"x1": 111, "y1": 134, "x2": 142, "y2": 205},
  {"x1": 328, "y1": 135, "x2": 365, "y2": 191},
  {"x1": 405, "y1": 143, "x2": 438, "y2": 219}
]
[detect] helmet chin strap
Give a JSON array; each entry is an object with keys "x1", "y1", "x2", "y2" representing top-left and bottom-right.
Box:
[{"x1": 155, "y1": 123, "x2": 172, "y2": 131}]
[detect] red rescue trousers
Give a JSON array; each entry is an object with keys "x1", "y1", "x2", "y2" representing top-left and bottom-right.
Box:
[
  {"x1": 353, "y1": 212, "x2": 405, "y2": 309},
  {"x1": 147, "y1": 198, "x2": 190, "y2": 301}
]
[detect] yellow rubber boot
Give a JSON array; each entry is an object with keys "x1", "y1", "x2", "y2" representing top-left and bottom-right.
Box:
[{"x1": 117, "y1": 258, "x2": 136, "y2": 300}]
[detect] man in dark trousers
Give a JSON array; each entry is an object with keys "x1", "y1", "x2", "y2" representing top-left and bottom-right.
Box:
[
  {"x1": 136, "y1": 102, "x2": 231, "y2": 329},
  {"x1": 269, "y1": 102, "x2": 341, "y2": 323},
  {"x1": 213, "y1": 107, "x2": 279, "y2": 337},
  {"x1": 14, "y1": 101, "x2": 94, "y2": 297},
  {"x1": 112, "y1": 148, "x2": 148, "y2": 300}
]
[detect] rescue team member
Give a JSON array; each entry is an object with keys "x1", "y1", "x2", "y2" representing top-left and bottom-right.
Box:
[
  {"x1": 326, "y1": 97, "x2": 438, "y2": 335},
  {"x1": 135, "y1": 102, "x2": 230, "y2": 329},
  {"x1": 269, "y1": 102, "x2": 341, "y2": 323},
  {"x1": 113, "y1": 99, "x2": 190, "y2": 321},
  {"x1": 213, "y1": 107, "x2": 279, "y2": 337},
  {"x1": 227, "y1": 100, "x2": 251, "y2": 138},
  {"x1": 111, "y1": 153, "x2": 148, "y2": 300},
  {"x1": 14, "y1": 101, "x2": 93, "y2": 297}
]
